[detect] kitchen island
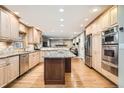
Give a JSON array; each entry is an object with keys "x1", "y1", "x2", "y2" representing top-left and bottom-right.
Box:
[{"x1": 44, "y1": 50, "x2": 75, "y2": 84}]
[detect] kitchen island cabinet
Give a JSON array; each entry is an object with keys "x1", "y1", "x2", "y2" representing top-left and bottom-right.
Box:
[
  {"x1": 44, "y1": 58, "x2": 65, "y2": 84},
  {"x1": 44, "y1": 51, "x2": 75, "y2": 84}
]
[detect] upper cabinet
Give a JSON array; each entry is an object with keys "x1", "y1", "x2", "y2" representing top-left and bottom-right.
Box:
[
  {"x1": 19, "y1": 22, "x2": 28, "y2": 33},
  {"x1": 110, "y1": 6, "x2": 118, "y2": 25},
  {"x1": 101, "y1": 10, "x2": 110, "y2": 29},
  {"x1": 86, "y1": 25, "x2": 92, "y2": 35},
  {"x1": 0, "y1": 7, "x2": 19, "y2": 41},
  {"x1": 28, "y1": 27, "x2": 41, "y2": 44},
  {"x1": 9, "y1": 13, "x2": 19, "y2": 40},
  {"x1": 86, "y1": 6, "x2": 118, "y2": 34},
  {"x1": 0, "y1": 10, "x2": 11, "y2": 40}
]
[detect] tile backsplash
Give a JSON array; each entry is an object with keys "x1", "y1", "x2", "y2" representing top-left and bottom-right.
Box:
[{"x1": 0, "y1": 42, "x2": 8, "y2": 51}]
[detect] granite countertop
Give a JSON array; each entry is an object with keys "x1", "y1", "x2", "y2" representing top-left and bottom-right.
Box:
[
  {"x1": 0, "y1": 50, "x2": 40, "y2": 59},
  {"x1": 44, "y1": 50, "x2": 75, "y2": 58},
  {"x1": 41, "y1": 47, "x2": 69, "y2": 51}
]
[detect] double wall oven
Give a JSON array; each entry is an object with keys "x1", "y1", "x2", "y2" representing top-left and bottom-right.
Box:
[{"x1": 102, "y1": 26, "x2": 118, "y2": 76}]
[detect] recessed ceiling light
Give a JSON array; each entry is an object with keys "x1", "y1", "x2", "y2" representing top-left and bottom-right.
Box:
[
  {"x1": 59, "y1": 8, "x2": 64, "y2": 12},
  {"x1": 80, "y1": 24, "x2": 83, "y2": 27},
  {"x1": 14, "y1": 11, "x2": 19, "y2": 15},
  {"x1": 92, "y1": 8, "x2": 98, "y2": 12},
  {"x1": 60, "y1": 18, "x2": 64, "y2": 22},
  {"x1": 84, "y1": 18, "x2": 88, "y2": 21},
  {"x1": 60, "y1": 24, "x2": 64, "y2": 27}
]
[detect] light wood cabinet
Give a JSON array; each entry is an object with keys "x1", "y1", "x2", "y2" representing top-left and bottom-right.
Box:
[
  {"x1": 110, "y1": 6, "x2": 117, "y2": 25},
  {"x1": 9, "y1": 13, "x2": 19, "y2": 40},
  {"x1": 0, "y1": 59, "x2": 6, "y2": 87},
  {"x1": 29, "y1": 52, "x2": 40, "y2": 69},
  {"x1": 7, "y1": 56, "x2": 19, "y2": 82},
  {"x1": 86, "y1": 25, "x2": 92, "y2": 35},
  {"x1": 85, "y1": 6, "x2": 118, "y2": 84},
  {"x1": 101, "y1": 68, "x2": 118, "y2": 84},
  {"x1": 0, "y1": 10, "x2": 11, "y2": 40},
  {"x1": 28, "y1": 28, "x2": 41, "y2": 44},
  {"x1": 0, "y1": 56, "x2": 19, "y2": 87},
  {"x1": 92, "y1": 32, "x2": 102, "y2": 73},
  {"x1": 0, "y1": 9, "x2": 19, "y2": 41},
  {"x1": 19, "y1": 23, "x2": 27, "y2": 33},
  {"x1": 101, "y1": 10, "x2": 110, "y2": 29}
]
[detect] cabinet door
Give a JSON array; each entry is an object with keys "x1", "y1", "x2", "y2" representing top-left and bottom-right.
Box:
[
  {"x1": 0, "y1": 59, "x2": 7, "y2": 87},
  {"x1": 86, "y1": 25, "x2": 92, "y2": 35},
  {"x1": 110, "y1": 6, "x2": 117, "y2": 25},
  {"x1": 29, "y1": 53, "x2": 34, "y2": 69},
  {"x1": 19, "y1": 23, "x2": 27, "y2": 33},
  {"x1": 0, "y1": 59, "x2": 6, "y2": 87},
  {"x1": 0, "y1": 11, "x2": 11, "y2": 39},
  {"x1": 101, "y1": 11, "x2": 110, "y2": 29},
  {"x1": 34, "y1": 29, "x2": 40, "y2": 44},
  {"x1": 0, "y1": 66, "x2": 5, "y2": 87},
  {"x1": 28, "y1": 28, "x2": 34, "y2": 44},
  {"x1": 37, "y1": 31, "x2": 41, "y2": 44},
  {"x1": 92, "y1": 33, "x2": 102, "y2": 72},
  {"x1": 9, "y1": 14, "x2": 19, "y2": 40},
  {"x1": 33, "y1": 29, "x2": 37, "y2": 43},
  {"x1": 92, "y1": 34, "x2": 97, "y2": 68},
  {"x1": 7, "y1": 56, "x2": 19, "y2": 82}
]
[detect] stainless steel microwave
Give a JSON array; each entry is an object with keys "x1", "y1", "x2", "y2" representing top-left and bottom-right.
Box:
[{"x1": 102, "y1": 26, "x2": 118, "y2": 45}]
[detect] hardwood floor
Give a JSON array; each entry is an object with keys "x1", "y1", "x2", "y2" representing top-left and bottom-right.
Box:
[{"x1": 6, "y1": 58, "x2": 117, "y2": 88}]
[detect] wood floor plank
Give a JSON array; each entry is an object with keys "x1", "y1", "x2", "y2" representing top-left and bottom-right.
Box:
[{"x1": 6, "y1": 58, "x2": 117, "y2": 88}]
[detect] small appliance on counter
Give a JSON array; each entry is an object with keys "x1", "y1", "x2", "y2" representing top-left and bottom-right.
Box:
[
  {"x1": 34, "y1": 44, "x2": 41, "y2": 50},
  {"x1": 102, "y1": 26, "x2": 118, "y2": 76}
]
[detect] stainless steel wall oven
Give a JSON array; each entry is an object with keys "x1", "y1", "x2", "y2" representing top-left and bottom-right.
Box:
[
  {"x1": 102, "y1": 26, "x2": 118, "y2": 76},
  {"x1": 102, "y1": 44, "x2": 118, "y2": 65}
]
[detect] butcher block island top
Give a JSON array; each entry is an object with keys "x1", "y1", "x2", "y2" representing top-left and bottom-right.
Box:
[{"x1": 44, "y1": 50, "x2": 75, "y2": 85}]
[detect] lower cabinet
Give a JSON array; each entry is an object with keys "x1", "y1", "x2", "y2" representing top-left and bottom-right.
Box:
[
  {"x1": 29, "y1": 52, "x2": 40, "y2": 69},
  {"x1": 8, "y1": 56, "x2": 19, "y2": 82},
  {"x1": 92, "y1": 32, "x2": 102, "y2": 73},
  {"x1": 0, "y1": 56, "x2": 19, "y2": 87},
  {"x1": 0, "y1": 59, "x2": 6, "y2": 87}
]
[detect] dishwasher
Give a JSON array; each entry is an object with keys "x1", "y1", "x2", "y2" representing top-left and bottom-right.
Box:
[{"x1": 19, "y1": 53, "x2": 29, "y2": 76}]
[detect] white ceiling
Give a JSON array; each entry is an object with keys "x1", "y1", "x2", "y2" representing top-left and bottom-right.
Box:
[{"x1": 6, "y1": 5, "x2": 110, "y2": 39}]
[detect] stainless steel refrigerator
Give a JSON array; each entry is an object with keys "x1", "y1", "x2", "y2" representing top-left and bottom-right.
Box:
[{"x1": 85, "y1": 34, "x2": 92, "y2": 68}]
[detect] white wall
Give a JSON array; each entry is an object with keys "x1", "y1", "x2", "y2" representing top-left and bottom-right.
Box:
[
  {"x1": 118, "y1": 5, "x2": 124, "y2": 88},
  {"x1": 79, "y1": 33, "x2": 85, "y2": 59},
  {"x1": 73, "y1": 32, "x2": 85, "y2": 59}
]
